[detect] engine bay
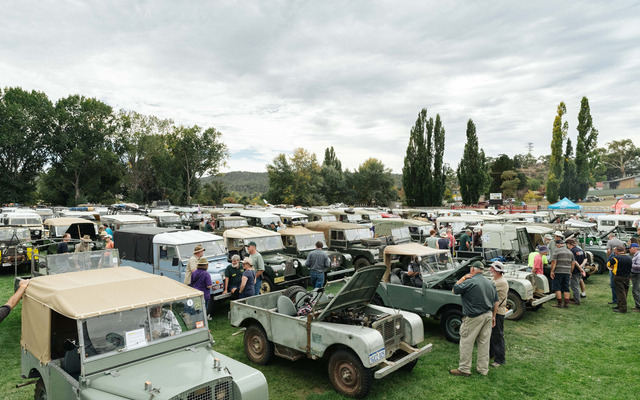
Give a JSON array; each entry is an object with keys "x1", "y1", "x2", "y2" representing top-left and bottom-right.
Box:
[{"x1": 323, "y1": 306, "x2": 390, "y2": 327}]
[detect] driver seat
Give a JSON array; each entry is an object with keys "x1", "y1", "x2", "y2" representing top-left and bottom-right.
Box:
[
  {"x1": 277, "y1": 296, "x2": 297, "y2": 316},
  {"x1": 62, "y1": 339, "x2": 81, "y2": 378}
]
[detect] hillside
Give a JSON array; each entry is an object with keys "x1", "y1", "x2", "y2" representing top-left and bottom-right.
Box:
[{"x1": 202, "y1": 171, "x2": 402, "y2": 197}]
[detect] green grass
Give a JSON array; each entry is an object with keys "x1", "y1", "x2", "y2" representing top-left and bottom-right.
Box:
[{"x1": 2, "y1": 271, "x2": 640, "y2": 399}]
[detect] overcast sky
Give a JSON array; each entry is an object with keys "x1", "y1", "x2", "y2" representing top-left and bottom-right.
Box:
[{"x1": 1, "y1": 1, "x2": 638, "y2": 173}]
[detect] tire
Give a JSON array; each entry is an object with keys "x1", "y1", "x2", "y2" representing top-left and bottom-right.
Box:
[
  {"x1": 371, "y1": 294, "x2": 384, "y2": 306},
  {"x1": 282, "y1": 285, "x2": 307, "y2": 302},
  {"x1": 243, "y1": 324, "x2": 274, "y2": 365},
  {"x1": 34, "y1": 378, "x2": 46, "y2": 400},
  {"x1": 440, "y1": 308, "x2": 463, "y2": 343},
  {"x1": 506, "y1": 290, "x2": 526, "y2": 321},
  {"x1": 354, "y1": 258, "x2": 371, "y2": 270},
  {"x1": 594, "y1": 257, "x2": 607, "y2": 274},
  {"x1": 328, "y1": 349, "x2": 373, "y2": 398},
  {"x1": 260, "y1": 277, "x2": 273, "y2": 294}
]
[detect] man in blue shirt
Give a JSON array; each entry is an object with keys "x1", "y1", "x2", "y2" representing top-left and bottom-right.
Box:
[
  {"x1": 306, "y1": 241, "x2": 330, "y2": 289},
  {"x1": 450, "y1": 262, "x2": 498, "y2": 377}
]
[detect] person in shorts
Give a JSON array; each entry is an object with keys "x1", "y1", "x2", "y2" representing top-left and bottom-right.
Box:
[{"x1": 550, "y1": 240, "x2": 579, "y2": 308}]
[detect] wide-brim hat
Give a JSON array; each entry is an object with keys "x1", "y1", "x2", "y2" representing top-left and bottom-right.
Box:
[
  {"x1": 554, "y1": 231, "x2": 564, "y2": 237},
  {"x1": 81, "y1": 235, "x2": 91, "y2": 242},
  {"x1": 193, "y1": 244, "x2": 204, "y2": 254},
  {"x1": 99, "y1": 231, "x2": 108, "y2": 237},
  {"x1": 197, "y1": 257, "x2": 209, "y2": 266},
  {"x1": 490, "y1": 261, "x2": 504, "y2": 272},
  {"x1": 440, "y1": 231, "x2": 448, "y2": 238}
]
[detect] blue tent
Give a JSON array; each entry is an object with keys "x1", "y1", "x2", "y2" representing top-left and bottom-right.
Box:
[{"x1": 548, "y1": 197, "x2": 582, "y2": 210}]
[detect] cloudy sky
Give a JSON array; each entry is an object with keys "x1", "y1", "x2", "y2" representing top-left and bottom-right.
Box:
[{"x1": 1, "y1": 1, "x2": 638, "y2": 173}]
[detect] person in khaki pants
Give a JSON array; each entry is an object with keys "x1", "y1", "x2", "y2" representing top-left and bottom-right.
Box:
[{"x1": 449, "y1": 262, "x2": 499, "y2": 377}]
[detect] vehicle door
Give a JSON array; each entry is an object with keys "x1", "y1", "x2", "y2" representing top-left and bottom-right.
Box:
[
  {"x1": 156, "y1": 243, "x2": 181, "y2": 281},
  {"x1": 516, "y1": 228, "x2": 533, "y2": 259}
]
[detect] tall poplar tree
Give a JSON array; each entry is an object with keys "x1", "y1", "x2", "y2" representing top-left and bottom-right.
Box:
[
  {"x1": 457, "y1": 119, "x2": 489, "y2": 204},
  {"x1": 546, "y1": 102, "x2": 567, "y2": 203},
  {"x1": 402, "y1": 108, "x2": 446, "y2": 206},
  {"x1": 575, "y1": 96, "x2": 598, "y2": 199},
  {"x1": 559, "y1": 138, "x2": 578, "y2": 200}
]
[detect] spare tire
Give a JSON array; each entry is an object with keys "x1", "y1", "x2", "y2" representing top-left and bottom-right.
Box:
[
  {"x1": 361, "y1": 238, "x2": 383, "y2": 247},
  {"x1": 281, "y1": 285, "x2": 307, "y2": 302}
]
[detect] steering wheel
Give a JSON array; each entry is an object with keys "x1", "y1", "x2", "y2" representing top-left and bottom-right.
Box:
[{"x1": 105, "y1": 332, "x2": 125, "y2": 349}]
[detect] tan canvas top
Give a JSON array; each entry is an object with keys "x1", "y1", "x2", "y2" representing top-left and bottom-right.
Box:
[
  {"x1": 23, "y1": 267, "x2": 200, "y2": 319},
  {"x1": 306, "y1": 221, "x2": 364, "y2": 231},
  {"x1": 278, "y1": 226, "x2": 320, "y2": 236},
  {"x1": 384, "y1": 243, "x2": 448, "y2": 256},
  {"x1": 223, "y1": 226, "x2": 280, "y2": 239},
  {"x1": 43, "y1": 217, "x2": 96, "y2": 226}
]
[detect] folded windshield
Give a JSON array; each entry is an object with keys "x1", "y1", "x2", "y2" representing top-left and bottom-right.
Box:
[{"x1": 43, "y1": 249, "x2": 120, "y2": 275}]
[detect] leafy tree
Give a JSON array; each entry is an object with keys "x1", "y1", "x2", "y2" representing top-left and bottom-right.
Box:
[
  {"x1": 527, "y1": 178, "x2": 542, "y2": 192},
  {"x1": 575, "y1": 97, "x2": 599, "y2": 198},
  {"x1": 45, "y1": 95, "x2": 121, "y2": 205},
  {"x1": 559, "y1": 138, "x2": 579, "y2": 200},
  {"x1": 353, "y1": 158, "x2": 396, "y2": 206},
  {"x1": 266, "y1": 154, "x2": 293, "y2": 204},
  {"x1": 489, "y1": 155, "x2": 514, "y2": 194},
  {"x1": 457, "y1": 119, "x2": 489, "y2": 204},
  {"x1": 599, "y1": 139, "x2": 640, "y2": 179},
  {"x1": 402, "y1": 108, "x2": 446, "y2": 206},
  {"x1": 266, "y1": 148, "x2": 322, "y2": 206},
  {"x1": 196, "y1": 181, "x2": 228, "y2": 206},
  {"x1": 0, "y1": 87, "x2": 54, "y2": 204},
  {"x1": 547, "y1": 102, "x2": 567, "y2": 203},
  {"x1": 500, "y1": 170, "x2": 520, "y2": 198},
  {"x1": 168, "y1": 125, "x2": 228, "y2": 205}
]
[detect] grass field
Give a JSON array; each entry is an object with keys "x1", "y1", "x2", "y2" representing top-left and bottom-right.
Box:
[{"x1": 1, "y1": 270, "x2": 640, "y2": 400}]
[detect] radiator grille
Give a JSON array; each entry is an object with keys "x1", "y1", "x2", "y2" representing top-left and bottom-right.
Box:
[
  {"x1": 372, "y1": 314, "x2": 404, "y2": 353},
  {"x1": 170, "y1": 377, "x2": 234, "y2": 400},
  {"x1": 284, "y1": 260, "x2": 296, "y2": 276}
]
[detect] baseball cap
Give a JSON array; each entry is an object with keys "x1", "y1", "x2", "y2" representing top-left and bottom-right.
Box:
[
  {"x1": 470, "y1": 261, "x2": 485, "y2": 270},
  {"x1": 629, "y1": 243, "x2": 639, "y2": 249},
  {"x1": 538, "y1": 245, "x2": 549, "y2": 253},
  {"x1": 490, "y1": 261, "x2": 504, "y2": 272},
  {"x1": 247, "y1": 241, "x2": 257, "y2": 247}
]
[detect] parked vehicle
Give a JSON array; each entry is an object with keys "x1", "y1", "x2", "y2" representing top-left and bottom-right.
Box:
[
  {"x1": 0, "y1": 212, "x2": 44, "y2": 240},
  {"x1": 307, "y1": 221, "x2": 384, "y2": 270},
  {"x1": 266, "y1": 208, "x2": 309, "y2": 226},
  {"x1": 19, "y1": 267, "x2": 268, "y2": 400},
  {"x1": 0, "y1": 227, "x2": 31, "y2": 269},
  {"x1": 147, "y1": 211, "x2": 185, "y2": 229},
  {"x1": 585, "y1": 195, "x2": 604, "y2": 202},
  {"x1": 229, "y1": 265, "x2": 432, "y2": 398},
  {"x1": 240, "y1": 210, "x2": 282, "y2": 229},
  {"x1": 297, "y1": 208, "x2": 338, "y2": 222},
  {"x1": 224, "y1": 227, "x2": 308, "y2": 293},
  {"x1": 596, "y1": 215, "x2": 640, "y2": 234},
  {"x1": 214, "y1": 215, "x2": 249, "y2": 235},
  {"x1": 43, "y1": 217, "x2": 98, "y2": 240},
  {"x1": 279, "y1": 226, "x2": 354, "y2": 280},
  {"x1": 114, "y1": 227, "x2": 229, "y2": 306},
  {"x1": 372, "y1": 219, "x2": 431, "y2": 243},
  {"x1": 101, "y1": 214, "x2": 157, "y2": 231}
]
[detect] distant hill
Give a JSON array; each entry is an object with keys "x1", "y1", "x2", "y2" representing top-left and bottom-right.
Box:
[{"x1": 202, "y1": 171, "x2": 402, "y2": 197}]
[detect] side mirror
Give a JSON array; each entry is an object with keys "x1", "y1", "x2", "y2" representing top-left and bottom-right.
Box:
[{"x1": 172, "y1": 256, "x2": 179, "y2": 266}]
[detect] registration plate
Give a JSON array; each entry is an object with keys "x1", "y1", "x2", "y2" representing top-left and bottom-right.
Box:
[
  {"x1": 369, "y1": 348, "x2": 386, "y2": 364},
  {"x1": 274, "y1": 276, "x2": 285, "y2": 283},
  {"x1": 2, "y1": 263, "x2": 11, "y2": 267}
]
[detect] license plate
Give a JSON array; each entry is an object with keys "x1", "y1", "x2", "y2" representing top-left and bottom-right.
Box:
[
  {"x1": 274, "y1": 276, "x2": 285, "y2": 283},
  {"x1": 2, "y1": 263, "x2": 11, "y2": 267},
  {"x1": 369, "y1": 348, "x2": 386, "y2": 364}
]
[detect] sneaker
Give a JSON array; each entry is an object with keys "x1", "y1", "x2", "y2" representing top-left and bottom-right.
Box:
[
  {"x1": 490, "y1": 362, "x2": 502, "y2": 368},
  {"x1": 580, "y1": 292, "x2": 587, "y2": 298},
  {"x1": 449, "y1": 369, "x2": 471, "y2": 377}
]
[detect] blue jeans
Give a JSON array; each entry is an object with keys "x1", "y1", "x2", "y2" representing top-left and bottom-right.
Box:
[
  {"x1": 254, "y1": 276, "x2": 263, "y2": 295},
  {"x1": 310, "y1": 270, "x2": 325, "y2": 289},
  {"x1": 610, "y1": 271, "x2": 618, "y2": 303}
]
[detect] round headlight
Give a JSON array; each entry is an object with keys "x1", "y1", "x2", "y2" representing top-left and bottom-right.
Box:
[{"x1": 293, "y1": 260, "x2": 299, "y2": 268}]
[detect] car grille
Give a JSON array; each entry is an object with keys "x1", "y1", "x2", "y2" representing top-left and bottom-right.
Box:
[
  {"x1": 170, "y1": 377, "x2": 235, "y2": 400},
  {"x1": 372, "y1": 314, "x2": 404, "y2": 354},
  {"x1": 284, "y1": 260, "x2": 295, "y2": 276}
]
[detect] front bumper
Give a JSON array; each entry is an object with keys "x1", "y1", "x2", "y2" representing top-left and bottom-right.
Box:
[{"x1": 374, "y1": 343, "x2": 433, "y2": 379}]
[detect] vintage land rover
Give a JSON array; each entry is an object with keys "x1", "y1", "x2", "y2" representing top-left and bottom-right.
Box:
[
  {"x1": 19, "y1": 267, "x2": 268, "y2": 399},
  {"x1": 229, "y1": 265, "x2": 432, "y2": 398}
]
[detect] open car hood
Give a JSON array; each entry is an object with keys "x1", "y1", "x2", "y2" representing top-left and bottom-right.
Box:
[{"x1": 317, "y1": 264, "x2": 386, "y2": 321}]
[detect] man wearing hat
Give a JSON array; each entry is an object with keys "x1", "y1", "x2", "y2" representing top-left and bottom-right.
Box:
[
  {"x1": 530, "y1": 245, "x2": 549, "y2": 275},
  {"x1": 629, "y1": 243, "x2": 640, "y2": 312},
  {"x1": 247, "y1": 241, "x2": 265, "y2": 294},
  {"x1": 550, "y1": 240, "x2": 578, "y2": 308},
  {"x1": 74, "y1": 235, "x2": 92, "y2": 253},
  {"x1": 489, "y1": 261, "x2": 508, "y2": 367},
  {"x1": 449, "y1": 261, "x2": 499, "y2": 377},
  {"x1": 607, "y1": 245, "x2": 632, "y2": 313},
  {"x1": 184, "y1": 244, "x2": 205, "y2": 286}
]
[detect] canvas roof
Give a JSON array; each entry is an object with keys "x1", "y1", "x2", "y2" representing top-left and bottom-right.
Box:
[
  {"x1": 43, "y1": 217, "x2": 96, "y2": 226},
  {"x1": 153, "y1": 230, "x2": 223, "y2": 245},
  {"x1": 306, "y1": 221, "x2": 365, "y2": 231},
  {"x1": 223, "y1": 226, "x2": 280, "y2": 239},
  {"x1": 101, "y1": 214, "x2": 156, "y2": 222},
  {"x1": 21, "y1": 267, "x2": 201, "y2": 363},
  {"x1": 278, "y1": 227, "x2": 323, "y2": 236},
  {"x1": 384, "y1": 243, "x2": 448, "y2": 256}
]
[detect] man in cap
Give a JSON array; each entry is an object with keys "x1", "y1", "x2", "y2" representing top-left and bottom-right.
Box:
[
  {"x1": 449, "y1": 261, "x2": 499, "y2": 377},
  {"x1": 629, "y1": 243, "x2": 640, "y2": 312},
  {"x1": 458, "y1": 229, "x2": 473, "y2": 252},
  {"x1": 247, "y1": 241, "x2": 265, "y2": 294},
  {"x1": 489, "y1": 261, "x2": 508, "y2": 367},
  {"x1": 565, "y1": 239, "x2": 586, "y2": 305},
  {"x1": 550, "y1": 239, "x2": 578, "y2": 308},
  {"x1": 184, "y1": 244, "x2": 204, "y2": 285},
  {"x1": 606, "y1": 233, "x2": 625, "y2": 305},
  {"x1": 607, "y1": 245, "x2": 632, "y2": 313}
]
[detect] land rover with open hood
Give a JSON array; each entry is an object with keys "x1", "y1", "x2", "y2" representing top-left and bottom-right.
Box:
[
  {"x1": 279, "y1": 226, "x2": 354, "y2": 280},
  {"x1": 224, "y1": 227, "x2": 307, "y2": 293},
  {"x1": 19, "y1": 267, "x2": 267, "y2": 400},
  {"x1": 306, "y1": 221, "x2": 385, "y2": 270},
  {"x1": 114, "y1": 227, "x2": 229, "y2": 309},
  {"x1": 229, "y1": 265, "x2": 431, "y2": 398}
]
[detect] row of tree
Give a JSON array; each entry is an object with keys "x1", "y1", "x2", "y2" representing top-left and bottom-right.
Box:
[{"x1": 0, "y1": 87, "x2": 227, "y2": 206}]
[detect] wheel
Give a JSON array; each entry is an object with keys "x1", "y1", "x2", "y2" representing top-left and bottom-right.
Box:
[
  {"x1": 260, "y1": 277, "x2": 273, "y2": 294},
  {"x1": 354, "y1": 258, "x2": 371, "y2": 270},
  {"x1": 440, "y1": 308, "x2": 463, "y2": 343},
  {"x1": 594, "y1": 257, "x2": 607, "y2": 274},
  {"x1": 506, "y1": 290, "x2": 526, "y2": 321},
  {"x1": 243, "y1": 324, "x2": 274, "y2": 365},
  {"x1": 34, "y1": 378, "x2": 46, "y2": 400},
  {"x1": 328, "y1": 349, "x2": 373, "y2": 398},
  {"x1": 282, "y1": 285, "x2": 307, "y2": 302}
]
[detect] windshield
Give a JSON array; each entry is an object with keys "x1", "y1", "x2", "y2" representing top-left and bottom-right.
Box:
[
  {"x1": 252, "y1": 236, "x2": 284, "y2": 252},
  {"x1": 391, "y1": 227, "x2": 411, "y2": 239},
  {"x1": 343, "y1": 214, "x2": 359, "y2": 222},
  {"x1": 224, "y1": 219, "x2": 248, "y2": 228},
  {"x1": 44, "y1": 249, "x2": 120, "y2": 275},
  {"x1": 321, "y1": 215, "x2": 337, "y2": 222},
  {"x1": 82, "y1": 297, "x2": 206, "y2": 358},
  {"x1": 295, "y1": 233, "x2": 326, "y2": 251},
  {"x1": 363, "y1": 214, "x2": 382, "y2": 221},
  {"x1": 260, "y1": 217, "x2": 281, "y2": 226},
  {"x1": 0, "y1": 228, "x2": 30, "y2": 242},
  {"x1": 158, "y1": 215, "x2": 181, "y2": 223},
  {"x1": 344, "y1": 228, "x2": 372, "y2": 241},
  {"x1": 7, "y1": 217, "x2": 42, "y2": 226},
  {"x1": 177, "y1": 240, "x2": 226, "y2": 260}
]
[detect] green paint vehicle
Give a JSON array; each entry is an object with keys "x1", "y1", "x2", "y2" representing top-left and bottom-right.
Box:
[{"x1": 19, "y1": 267, "x2": 268, "y2": 400}]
